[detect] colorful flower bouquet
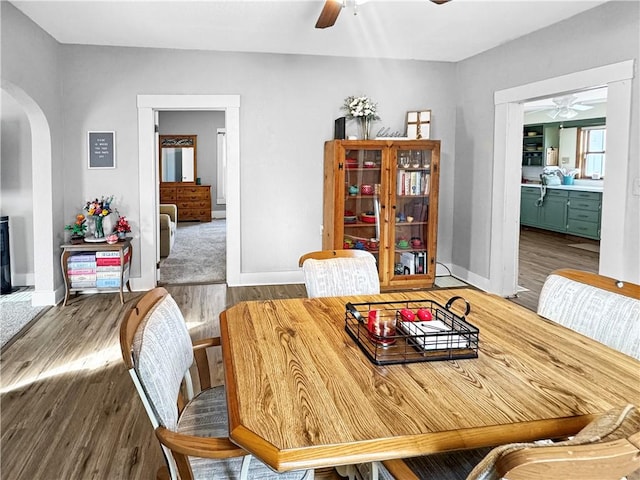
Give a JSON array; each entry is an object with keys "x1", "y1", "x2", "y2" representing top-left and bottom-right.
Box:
[
  {"x1": 115, "y1": 215, "x2": 131, "y2": 239},
  {"x1": 64, "y1": 214, "x2": 88, "y2": 243},
  {"x1": 84, "y1": 196, "x2": 114, "y2": 239},
  {"x1": 84, "y1": 196, "x2": 114, "y2": 218}
]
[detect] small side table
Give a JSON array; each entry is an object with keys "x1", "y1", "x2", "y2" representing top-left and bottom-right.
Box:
[{"x1": 60, "y1": 238, "x2": 132, "y2": 306}]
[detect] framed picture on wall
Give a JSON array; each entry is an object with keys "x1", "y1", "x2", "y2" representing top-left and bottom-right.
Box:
[
  {"x1": 406, "y1": 111, "x2": 431, "y2": 140},
  {"x1": 88, "y1": 131, "x2": 116, "y2": 169}
]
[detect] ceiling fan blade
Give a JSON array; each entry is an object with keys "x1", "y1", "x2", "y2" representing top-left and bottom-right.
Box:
[
  {"x1": 316, "y1": 1, "x2": 342, "y2": 29},
  {"x1": 573, "y1": 104, "x2": 594, "y2": 111},
  {"x1": 548, "y1": 109, "x2": 561, "y2": 120},
  {"x1": 430, "y1": 0, "x2": 451, "y2": 4}
]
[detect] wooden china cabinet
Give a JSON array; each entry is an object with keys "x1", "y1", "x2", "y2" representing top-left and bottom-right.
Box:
[{"x1": 322, "y1": 139, "x2": 440, "y2": 290}]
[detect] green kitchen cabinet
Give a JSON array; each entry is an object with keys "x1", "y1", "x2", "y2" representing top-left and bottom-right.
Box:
[
  {"x1": 520, "y1": 187, "x2": 602, "y2": 240},
  {"x1": 520, "y1": 187, "x2": 567, "y2": 232},
  {"x1": 538, "y1": 189, "x2": 568, "y2": 232},
  {"x1": 522, "y1": 125, "x2": 544, "y2": 166},
  {"x1": 520, "y1": 187, "x2": 541, "y2": 226},
  {"x1": 522, "y1": 124, "x2": 560, "y2": 166},
  {"x1": 567, "y1": 191, "x2": 602, "y2": 240}
]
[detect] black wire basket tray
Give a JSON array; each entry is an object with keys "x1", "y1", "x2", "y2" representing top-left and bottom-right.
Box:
[{"x1": 344, "y1": 296, "x2": 479, "y2": 365}]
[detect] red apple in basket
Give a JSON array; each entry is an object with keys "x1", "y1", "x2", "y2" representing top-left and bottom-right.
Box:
[
  {"x1": 416, "y1": 308, "x2": 433, "y2": 321},
  {"x1": 399, "y1": 308, "x2": 416, "y2": 322}
]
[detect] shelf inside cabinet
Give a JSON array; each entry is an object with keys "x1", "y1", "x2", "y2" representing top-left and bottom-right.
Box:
[{"x1": 344, "y1": 222, "x2": 377, "y2": 228}]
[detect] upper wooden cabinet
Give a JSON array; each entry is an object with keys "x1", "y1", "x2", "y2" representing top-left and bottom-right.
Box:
[{"x1": 322, "y1": 139, "x2": 440, "y2": 290}]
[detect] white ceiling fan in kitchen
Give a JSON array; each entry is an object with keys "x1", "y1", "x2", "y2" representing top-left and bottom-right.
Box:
[{"x1": 546, "y1": 94, "x2": 594, "y2": 120}]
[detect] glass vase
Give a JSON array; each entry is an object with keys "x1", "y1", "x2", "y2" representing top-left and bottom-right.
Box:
[
  {"x1": 359, "y1": 117, "x2": 371, "y2": 140},
  {"x1": 94, "y1": 216, "x2": 104, "y2": 238}
]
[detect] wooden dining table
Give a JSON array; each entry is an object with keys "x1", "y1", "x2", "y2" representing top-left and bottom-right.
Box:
[{"x1": 219, "y1": 288, "x2": 640, "y2": 473}]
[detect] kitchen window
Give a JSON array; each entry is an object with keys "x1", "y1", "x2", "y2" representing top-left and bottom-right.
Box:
[{"x1": 578, "y1": 126, "x2": 606, "y2": 178}]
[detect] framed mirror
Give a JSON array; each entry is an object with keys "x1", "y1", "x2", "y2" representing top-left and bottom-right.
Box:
[{"x1": 159, "y1": 135, "x2": 197, "y2": 183}]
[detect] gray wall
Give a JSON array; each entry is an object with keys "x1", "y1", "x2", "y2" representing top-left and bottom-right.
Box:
[
  {"x1": 453, "y1": 0, "x2": 639, "y2": 279},
  {"x1": 159, "y1": 111, "x2": 226, "y2": 214},
  {"x1": 0, "y1": 91, "x2": 34, "y2": 284},
  {"x1": 2, "y1": 0, "x2": 638, "y2": 293},
  {"x1": 57, "y1": 45, "x2": 457, "y2": 275},
  {"x1": 1, "y1": 1, "x2": 64, "y2": 294}
]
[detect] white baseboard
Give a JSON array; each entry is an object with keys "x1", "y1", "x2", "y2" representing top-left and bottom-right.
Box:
[
  {"x1": 212, "y1": 211, "x2": 226, "y2": 219},
  {"x1": 32, "y1": 287, "x2": 60, "y2": 306},
  {"x1": 230, "y1": 270, "x2": 304, "y2": 287},
  {"x1": 449, "y1": 265, "x2": 491, "y2": 293}
]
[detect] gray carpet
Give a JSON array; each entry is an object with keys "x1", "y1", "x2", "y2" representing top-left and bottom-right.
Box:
[
  {"x1": 1, "y1": 287, "x2": 46, "y2": 348},
  {"x1": 159, "y1": 219, "x2": 226, "y2": 285}
]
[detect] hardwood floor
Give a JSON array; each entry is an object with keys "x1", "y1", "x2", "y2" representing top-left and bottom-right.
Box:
[
  {"x1": 0, "y1": 233, "x2": 597, "y2": 479},
  {"x1": 0, "y1": 284, "x2": 339, "y2": 480},
  {"x1": 510, "y1": 227, "x2": 599, "y2": 311}
]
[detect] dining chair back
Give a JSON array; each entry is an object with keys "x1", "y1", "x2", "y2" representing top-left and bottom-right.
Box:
[
  {"x1": 537, "y1": 268, "x2": 640, "y2": 359},
  {"x1": 120, "y1": 287, "x2": 313, "y2": 480},
  {"x1": 378, "y1": 404, "x2": 640, "y2": 480},
  {"x1": 298, "y1": 249, "x2": 380, "y2": 298}
]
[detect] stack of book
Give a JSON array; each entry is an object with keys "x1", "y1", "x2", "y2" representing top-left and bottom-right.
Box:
[
  {"x1": 96, "y1": 246, "x2": 130, "y2": 288},
  {"x1": 397, "y1": 170, "x2": 430, "y2": 196},
  {"x1": 68, "y1": 253, "x2": 97, "y2": 288},
  {"x1": 400, "y1": 251, "x2": 427, "y2": 275}
]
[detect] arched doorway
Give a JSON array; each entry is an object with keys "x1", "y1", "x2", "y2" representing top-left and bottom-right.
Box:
[{"x1": 1, "y1": 80, "x2": 56, "y2": 305}]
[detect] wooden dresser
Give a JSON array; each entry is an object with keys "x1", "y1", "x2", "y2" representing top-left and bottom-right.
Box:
[{"x1": 160, "y1": 184, "x2": 212, "y2": 222}]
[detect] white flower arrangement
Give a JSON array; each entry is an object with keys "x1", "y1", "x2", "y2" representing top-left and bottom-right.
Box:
[
  {"x1": 560, "y1": 167, "x2": 580, "y2": 179},
  {"x1": 343, "y1": 95, "x2": 380, "y2": 120}
]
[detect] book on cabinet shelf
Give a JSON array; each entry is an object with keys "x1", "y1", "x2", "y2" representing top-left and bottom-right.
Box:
[
  {"x1": 397, "y1": 170, "x2": 430, "y2": 196},
  {"x1": 400, "y1": 251, "x2": 427, "y2": 276}
]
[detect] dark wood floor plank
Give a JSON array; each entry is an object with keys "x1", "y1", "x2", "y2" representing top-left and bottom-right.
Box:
[{"x1": 511, "y1": 227, "x2": 599, "y2": 311}]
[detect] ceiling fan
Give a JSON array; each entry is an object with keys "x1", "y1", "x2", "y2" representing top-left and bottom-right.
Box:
[
  {"x1": 547, "y1": 94, "x2": 594, "y2": 120},
  {"x1": 315, "y1": 0, "x2": 451, "y2": 29}
]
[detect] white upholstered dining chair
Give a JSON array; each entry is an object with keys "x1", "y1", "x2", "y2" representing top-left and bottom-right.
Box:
[
  {"x1": 537, "y1": 268, "x2": 640, "y2": 359},
  {"x1": 298, "y1": 249, "x2": 380, "y2": 480},
  {"x1": 298, "y1": 249, "x2": 380, "y2": 298},
  {"x1": 120, "y1": 287, "x2": 314, "y2": 480}
]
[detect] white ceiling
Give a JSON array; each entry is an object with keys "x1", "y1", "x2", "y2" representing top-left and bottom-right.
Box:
[{"x1": 10, "y1": 0, "x2": 611, "y2": 62}]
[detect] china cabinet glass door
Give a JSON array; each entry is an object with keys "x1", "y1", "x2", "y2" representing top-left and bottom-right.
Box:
[
  {"x1": 343, "y1": 148, "x2": 383, "y2": 271},
  {"x1": 390, "y1": 147, "x2": 432, "y2": 280}
]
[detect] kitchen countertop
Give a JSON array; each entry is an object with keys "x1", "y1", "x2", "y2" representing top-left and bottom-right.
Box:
[{"x1": 521, "y1": 183, "x2": 603, "y2": 193}]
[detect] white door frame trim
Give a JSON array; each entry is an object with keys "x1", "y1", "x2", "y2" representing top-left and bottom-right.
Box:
[
  {"x1": 490, "y1": 60, "x2": 635, "y2": 296},
  {"x1": 1, "y1": 80, "x2": 57, "y2": 305},
  {"x1": 136, "y1": 94, "x2": 240, "y2": 291}
]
